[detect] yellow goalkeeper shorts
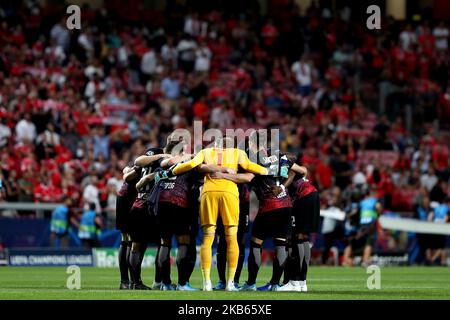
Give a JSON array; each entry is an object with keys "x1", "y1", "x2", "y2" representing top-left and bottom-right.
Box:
[{"x1": 199, "y1": 191, "x2": 240, "y2": 227}]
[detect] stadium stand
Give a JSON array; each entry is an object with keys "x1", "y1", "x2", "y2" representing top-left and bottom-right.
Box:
[{"x1": 0, "y1": 0, "x2": 448, "y2": 265}]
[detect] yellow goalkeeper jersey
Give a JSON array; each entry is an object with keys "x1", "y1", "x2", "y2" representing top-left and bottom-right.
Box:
[{"x1": 173, "y1": 147, "x2": 267, "y2": 197}]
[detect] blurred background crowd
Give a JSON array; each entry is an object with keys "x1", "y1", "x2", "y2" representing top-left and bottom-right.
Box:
[{"x1": 0, "y1": 0, "x2": 449, "y2": 264}]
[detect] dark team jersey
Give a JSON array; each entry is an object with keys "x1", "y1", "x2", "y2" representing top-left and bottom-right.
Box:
[
  {"x1": 250, "y1": 148, "x2": 292, "y2": 213},
  {"x1": 238, "y1": 183, "x2": 251, "y2": 205},
  {"x1": 188, "y1": 170, "x2": 203, "y2": 205},
  {"x1": 158, "y1": 171, "x2": 194, "y2": 208},
  {"x1": 117, "y1": 176, "x2": 139, "y2": 213},
  {"x1": 289, "y1": 177, "x2": 317, "y2": 201},
  {"x1": 133, "y1": 148, "x2": 164, "y2": 205}
]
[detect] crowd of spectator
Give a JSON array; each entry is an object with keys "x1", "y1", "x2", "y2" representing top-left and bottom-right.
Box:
[{"x1": 0, "y1": 1, "x2": 448, "y2": 256}]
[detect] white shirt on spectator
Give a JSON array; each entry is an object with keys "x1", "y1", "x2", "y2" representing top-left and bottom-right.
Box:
[
  {"x1": 36, "y1": 130, "x2": 60, "y2": 146},
  {"x1": 399, "y1": 30, "x2": 416, "y2": 50},
  {"x1": 45, "y1": 45, "x2": 66, "y2": 64},
  {"x1": 84, "y1": 65, "x2": 104, "y2": 79},
  {"x1": 195, "y1": 47, "x2": 212, "y2": 72},
  {"x1": 141, "y1": 50, "x2": 157, "y2": 75},
  {"x1": 0, "y1": 123, "x2": 11, "y2": 147},
  {"x1": 83, "y1": 184, "x2": 101, "y2": 213},
  {"x1": 433, "y1": 26, "x2": 449, "y2": 50},
  {"x1": 161, "y1": 44, "x2": 178, "y2": 64},
  {"x1": 117, "y1": 46, "x2": 129, "y2": 67},
  {"x1": 107, "y1": 177, "x2": 122, "y2": 193},
  {"x1": 84, "y1": 80, "x2": 105, "y2": 100},
  {"x1": 177, "y1": 39, "x2": 197, "y2": 62},
  {"x1": 50, "y1": 23, "x2": 70, "y2": 50},
  {"x1": 420, "y1": 173, "x2": 438, "y2": 191},
  {"x1": 352, "y1": 171, "x2": 367, "y2": 185},
  {"x1": 291, "y1": 61, "x2": 312, "y2": 86},
  {"x1": 15, "y1": 119, "x2": 36, "y2": 143}
]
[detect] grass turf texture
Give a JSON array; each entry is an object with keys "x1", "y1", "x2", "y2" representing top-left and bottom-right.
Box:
[{"x1": 0, "y1": 266, "x2": 449, "y2": 300}]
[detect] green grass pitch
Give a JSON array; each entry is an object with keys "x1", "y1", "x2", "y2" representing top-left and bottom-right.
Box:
[{"x1": 1, "y1": 266, "x2": 449, "y2": 300}]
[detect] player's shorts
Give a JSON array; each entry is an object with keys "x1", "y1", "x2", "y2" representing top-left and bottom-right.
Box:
[
  {"x1": 428, "y1": 234, "x2": 446, "y2": 249},
  {"x1": 252, "y1": 207, "x2": 291, "y2": 240},
  {"x1": 417, "y1": 233, "x2": 432, "y2": 250},
  {"x1": 217, "y1": 203, "x2": 250, "y2": 237},
  {"x1": 291, "y1": 191, "x2": 320, "y2": 234},
  {"x1": 188, "y1": 201, "x2": 200, "y2": 238},
  {"x1": 129, "y1": 199, "x2": 159, "y2": 243},
  {"x1": 350, "y1": 223, "x2": 377, "y2": 250},
  {"x1": 200, "y1": 191, "x2": 239, "y2": 227},
  {"x1": 157, "y1": 202, "x2": 191, "y2": 239},
  {"x1": 115, "y1": 195, "x2": 134, "y2": 233}
]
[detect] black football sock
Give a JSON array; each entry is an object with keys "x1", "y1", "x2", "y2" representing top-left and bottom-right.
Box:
[
  {"x1": 283, "y1": 244, "x2": 295, "y2": 284},
  {"x1": 186, "y1": 239, "x2": 197, "y2": 280},
  {"x1": 301, "y1": 242, "x2": 311, "y2": 281},
  {"x1": 157, "y1": 245, "x2": 172, "y2": 285},
  {"x1": 234, "y1": 232, "x2": 246, "y2": 283},
  {"x1": 126, "y1": 242, "x2": 134, "y2": 283},
  {"x1": 270, "y1": 240, "x2": 287, "y2": 285},
  {"x1": 118, "y1": 241, "x2": 130, "y2": 282},
  {"x1": 247, "y1": 241, "x2": 262, "y2": 286},
  {"x1": 130, "y1": 244, "x2": 144, "y2": 283},
  {"x1": 154, "y1": 245, "x2": 162, "y2": 283},
  {"x1": 296, "y1": 239, "x2": 305, "y2": 281},
  {"x1": 216, "y1": 235, "x2": 227, "y2": 283},
  {"x1": 176, "y1": 243, "x2": 189, "y2": 286}
]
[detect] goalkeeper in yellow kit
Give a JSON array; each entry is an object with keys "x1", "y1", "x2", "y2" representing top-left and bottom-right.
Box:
[{"x1": 155, "y1": 137, "x2": 269, "y2": 291}]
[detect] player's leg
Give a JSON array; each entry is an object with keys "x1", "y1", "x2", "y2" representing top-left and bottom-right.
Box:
[
  {"x1": 298, "y1": 233, "x2": 311, "y2": 292},
  {"x1": 157, "y1": 238, "x2": 172, "y2": 289},
  {"x1": 242, "y1": 211, "x2": 266, "y2": 291},
  {"x1": 174, "y1": 206, "x2": 199, "y2": 291},
  {"x1": 128, "y1": 205, "x2": 151, "y2": 290},
  {"x1": 118, "y1": 233, "x2": 131, "y2": 289},
  {"x1": 342, "y1": 243, "x2": 354, "y2": 266},
  {"x1": 126, "y1": 238, "x2": 133, "y2": 283},
  {"x1": 268, "y1": 238, "x2": 288, "y2": 290},
  {"x1": 362, "y1": 244, "x2": 372, "y2": 266},
  {"x1": 283, "y1": 214, "x2": 295, "y2": 285},
  {"x1": 297, "y1": 192, "x2": 320, "y2": 291},
  {"x1": 199, "y1": 192, "x2": 219, "y2": 291},
  {"x1": 175, "y1": 234, "x2": 199, "y2": 291},
  {"x1": 242, "y1": 236, "x2": 262, "y2": 291},
  {"x1": 233, "y1": 224, "x2": 247, "y2": 286},
  {"x1": 129, "y1": 241, "x2": 149, "y2": 289},
  {"x1": 259, "y1": 208, "x2": 289, "y2": 291},
  {"x1": 185, "y1": 207, "x2": 199, "y2": 282},
  {"x1": 214, "y1": 219, "x2": 227, "y2": 290},
  {"x1": 155, "y1": 202, "x2": 175, "y2": 290},
  {"x1": 219, "y1": 193, "x2": 240, "y2": 291},
  {"x1": 233, "y1": 208, "x2": 249, "y2": 287},
  {"x1": 271, "y1": 208, "x2": 290, "y2": 289},
  {"x1": 200, "y1": 224, "x2": 216, "y2": 291}
]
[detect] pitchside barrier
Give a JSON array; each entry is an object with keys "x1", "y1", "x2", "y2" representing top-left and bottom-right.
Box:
[
  {"x1": 320, "y1": 208, "x2": 450, "y2": 235},
  {"x1": 1, "y1": 204, "x2": 449, "y2": 267}
]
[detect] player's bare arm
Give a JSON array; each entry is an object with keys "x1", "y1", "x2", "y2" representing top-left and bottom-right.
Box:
[
  {"x1": 135, "y1": 172, "x2": 156, "y2": 190},
  {"x1": 160, "y1": 153, "x2": 193, "y2": 168},
  {"x1": 134, "y1": 154, "x2": 171, "y2": 167},
  {"x1": 271, "y1": 169, "x2": 296, "y2": 197},
  {"x1": 290, "y1": 163, "x2": 308, "y2": 177},
  {"x1": 123, "y1": 166, "x2": 140, "y2": 182}
]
